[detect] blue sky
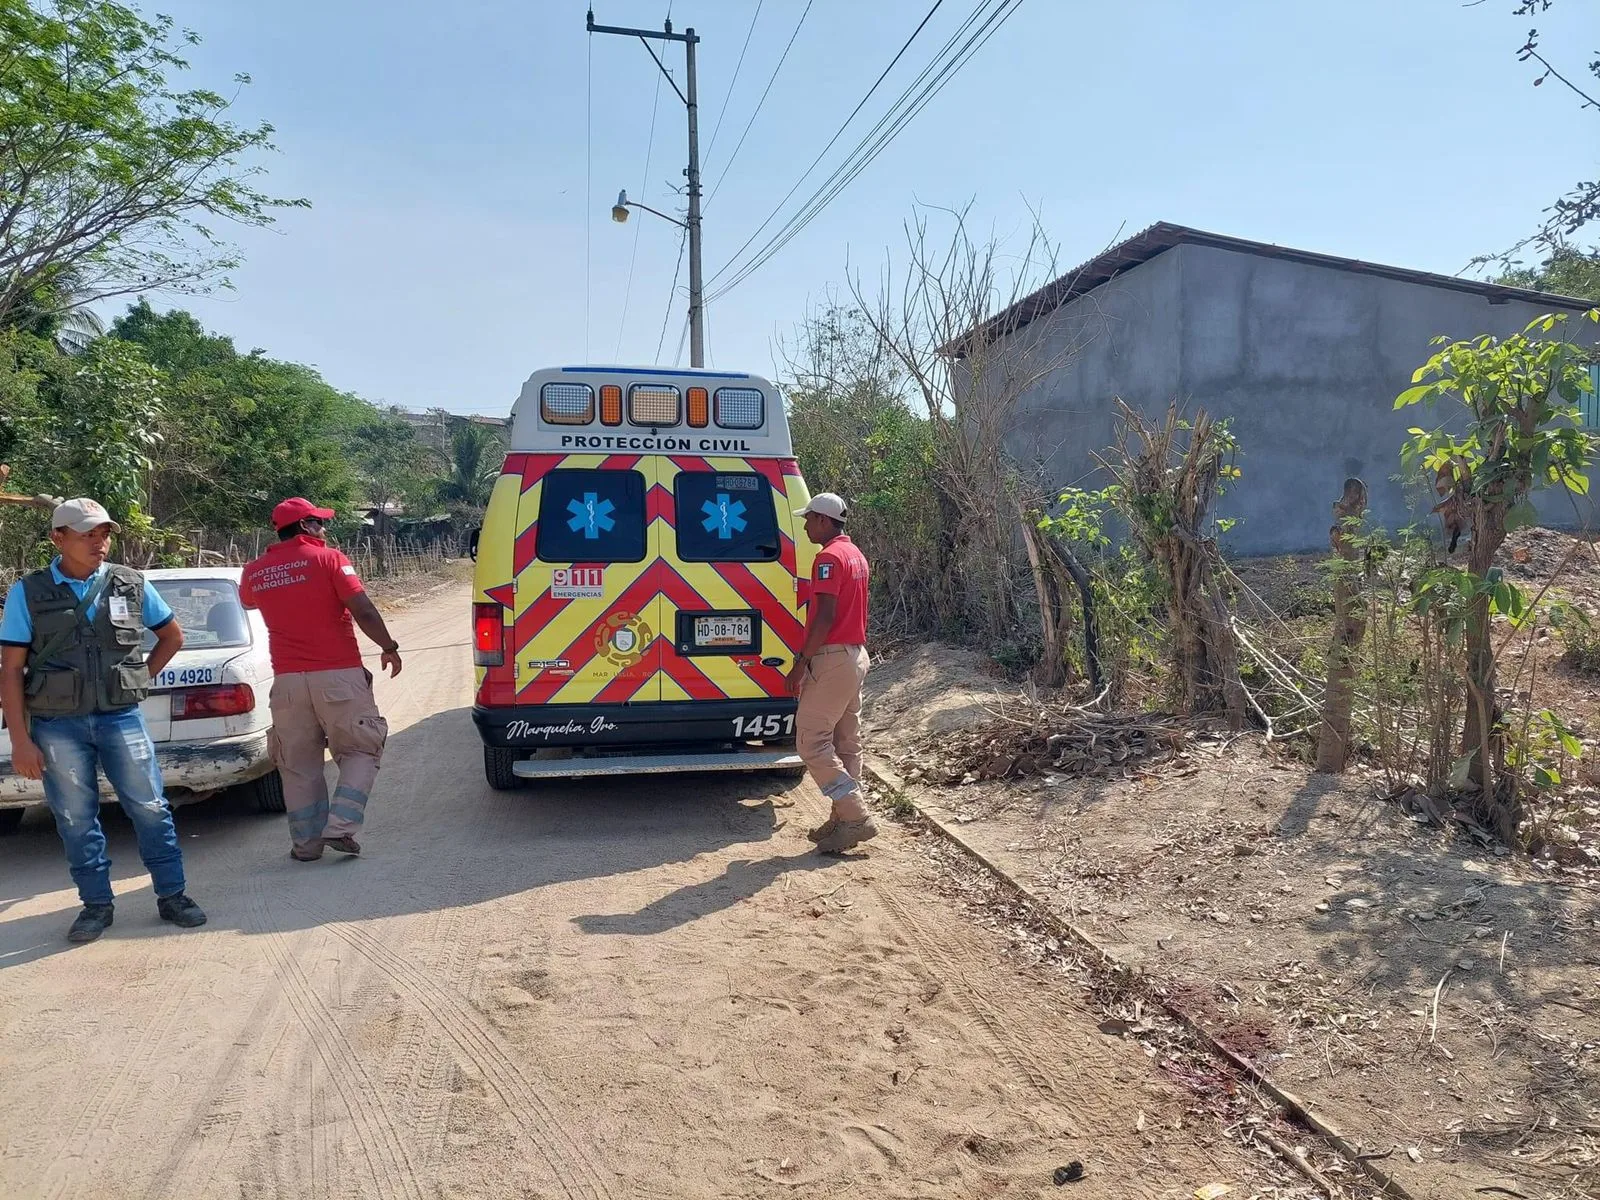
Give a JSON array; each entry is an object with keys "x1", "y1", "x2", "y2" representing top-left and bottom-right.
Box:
[{"x1": 131, "y1": 0, "x2": 1595, "y2": 414}]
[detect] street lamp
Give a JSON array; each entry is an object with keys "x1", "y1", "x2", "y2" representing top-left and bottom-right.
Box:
[{"x1": 611, "y1": 189, "x2": 687, "y2": 230}]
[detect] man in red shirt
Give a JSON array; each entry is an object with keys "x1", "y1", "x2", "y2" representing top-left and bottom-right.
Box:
[
  {"x1": 240, "y1": 498, "x2": 403, "y2": 861},
  {"x1": 786, "y1": 492, "x2": 875, "y2": 854}
]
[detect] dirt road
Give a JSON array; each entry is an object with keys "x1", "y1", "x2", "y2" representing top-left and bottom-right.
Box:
[{"x1": 0, "y1": 584, "x2": 1291, "y2": 1199}]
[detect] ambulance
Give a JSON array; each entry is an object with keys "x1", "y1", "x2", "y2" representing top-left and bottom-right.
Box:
[{"x1": 471, "y1": 366, "x2": 817, "y2": 788}]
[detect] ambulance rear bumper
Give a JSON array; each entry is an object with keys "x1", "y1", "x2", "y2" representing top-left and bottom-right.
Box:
[{"x1": 472, "y1": 698, "x2": 798, "y2": 750}]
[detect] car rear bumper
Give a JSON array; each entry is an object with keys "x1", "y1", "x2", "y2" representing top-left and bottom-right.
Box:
[
  {"x1": 473, "y1": 698, "x2": 797, "y2": 750},
  {"x1": 0, "y1": 728, "x2": 274, "y2": 807}
]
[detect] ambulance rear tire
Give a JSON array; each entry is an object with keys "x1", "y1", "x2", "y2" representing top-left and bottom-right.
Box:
[{"x1": 484, "y1": 745, "x2": 524, "y2": 791}]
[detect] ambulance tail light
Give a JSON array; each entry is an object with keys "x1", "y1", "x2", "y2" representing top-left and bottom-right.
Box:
[
  {"x1": 473, "y1": 603, "x2": 505, "y2": 667},
  {"x1": 171, "y1": 683, "x2": 255, "y2": 719},
  {"x1": 686, "y1": 386, "x2": 709, "y2": 427},
  {"x1": 599, "y1": 384, "x2": 622, "y2": 426}
]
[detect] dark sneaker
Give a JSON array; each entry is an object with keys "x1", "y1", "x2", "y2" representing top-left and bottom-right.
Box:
[
  {"x1": 290, "y1": 842, "x2": 323, "y2": 862},
  {"x1": 814, "y1": 817, "x2": 879, "y2": 854},
  {"x1": 806, "y1": 818, "x2": 840, "y2": 844},
  {"x1": 323, "y1": 835, "x2": 361, "y2": 856},
  {"x1": 157, "y1": 893, "x2": 208, "y2": 929},
  {"x1": 67, "y1": 904, "x2": 114, "y2": 944}
]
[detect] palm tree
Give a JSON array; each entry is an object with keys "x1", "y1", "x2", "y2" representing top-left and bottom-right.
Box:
[
  {"x1": 434, "y1": 420, "x2": 503, "y2": 510},
  {"x1": 4, "y1": 267, "x2": 106, "y2": 353}
]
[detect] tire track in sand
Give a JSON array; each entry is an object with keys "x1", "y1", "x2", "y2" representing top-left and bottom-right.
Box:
[
  {"x1": 247, "y1": 884, "x2": 426, "y2": 1200},
  {"x1": 285, "y1": 899, "x2": 613, "y2": 1200},
  {"x1": 36, "y1": 941, "x2": 200, "y2": 1200}
]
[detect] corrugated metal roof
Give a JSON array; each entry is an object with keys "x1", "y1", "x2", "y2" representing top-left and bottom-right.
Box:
[{"x1": 941, "y1": 221, "x2": 1598, "y2": 358}]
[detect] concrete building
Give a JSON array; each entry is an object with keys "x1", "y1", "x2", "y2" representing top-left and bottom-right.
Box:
[{"x1": 947, "y1": 223, "x2": 1598, "y2": 555}]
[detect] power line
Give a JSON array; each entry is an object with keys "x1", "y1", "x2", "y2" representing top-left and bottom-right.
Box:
[
  {"x1": 702, "y1": 0, "x2": 762, "y2": 168},
  {"x1": 706, "y1": 0, "x2": 945, "y2": 267},
  {"x1": 703, "y1": 0, "x2": 815, "y2": 208},
  {"x1": 708, "y1": 0, "x2": 1024, "y2": 302},
  {"x1": 708, "y1": 0, "x2": 1015, "y2": 298},
  {"x1": 656, "y1": 227, "x2": 688, "y2": 362},
  {"x1": 616, "y1": 16, "x2": 668, "y2": 361}
]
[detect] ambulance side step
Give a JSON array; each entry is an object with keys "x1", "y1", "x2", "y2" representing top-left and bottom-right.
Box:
[{"x1": 511, "y1": 748, "x2": 804, "y2": 780}]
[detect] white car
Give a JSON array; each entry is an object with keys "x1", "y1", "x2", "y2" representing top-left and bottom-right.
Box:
[{"x1": 0, "y1": 567, "x2": 281, "y2": 832}]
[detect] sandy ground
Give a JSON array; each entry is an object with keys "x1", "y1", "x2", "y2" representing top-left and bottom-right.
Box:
[
  {"x1": 0, "y1": 583, "x2": 1312, "y2": 1200},
  {"x1": 864, "y1": 644, "x2": 1600, "y2": 1200}
]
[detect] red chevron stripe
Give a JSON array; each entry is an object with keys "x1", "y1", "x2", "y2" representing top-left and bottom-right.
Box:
[
  {"x1": 519, "y1": 454, "x2": 564, "y2": 493},
  {"x1": 714, "y1": 562, "x2": 805, "y2": 649},
  {"x1": 516, "y1": 568, "x2": 662, "y2": 704},
  {"x1": 594, "y1": 646, "x2": 659, "y2": 703},
  {"x1": 750, "y1": 459, "x2": 787, "y2": 496},
  {"x1": 779, "y1": 531, "x2": 797, "y2": 576},
  {"x1": 513, "y1": 522, "x2": 539, "y2": 576},
  {"x1": 741, "y1": 660, "x2": 789, "y2": 697},
  {"x1": 601, "y1": 454, "x2": 641, "y2": 470},
  {"x1": 780, "y1": 458, "x2": 803, "y2": 479},
  {"x1": 659, "y1": 649, "x2": 724, "y2": 701},
  {"x1": 645, "y1": 484, "x2": 676, "y2": 527},
  {"x1": 669, "y1": 455, "x2": 711, "y2": 473}
]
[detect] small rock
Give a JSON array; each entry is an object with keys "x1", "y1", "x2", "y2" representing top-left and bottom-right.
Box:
[
  {"x1": 1211, "y1": 911, "x2": 1232, "y2": 924},
  {"x1": 1315, "y1": 902, "x2": 1331, "y2": 913},
  {"x1": 1473, "y1": 926, "x2": 1495, "y2": 939},
  {"x1": 1345, "y1": 898, "x2": 1375, "y2": 910},
  {"x1": 1248, "y1": 912, "x2": 1265, "y2": 923},
  {"x1": 1457, "y1": 959, "x2": 1476, "y2": 972},
  {"x1": 1053, "y1": 1162, "x2": 1086, "y2": 1185}
]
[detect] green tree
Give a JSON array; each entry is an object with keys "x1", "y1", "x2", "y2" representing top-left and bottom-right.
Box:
[
  {"x1": 1396, "y1": 308, "x2": 1600, "y2": 841},
  {"x1": 0, "y1": 0, "x2": 306, "y2": 327},
  {"x1": 110, "y1": 301, "x2": 368, "y2": 531},
  {"x1": 1497, "y1": 247, "x2": 1600, "y2": 303},
  {"x1": 348, "y1": 413, "x2": 432, "y2": 518}
]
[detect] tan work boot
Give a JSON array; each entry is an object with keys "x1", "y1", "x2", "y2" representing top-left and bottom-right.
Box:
[
  {"x1": 813, "y1": 817, "x2": 878, "y2": 854},
  {"x1": 806, "y1": 818, "x2": 840, "y2": 844}
]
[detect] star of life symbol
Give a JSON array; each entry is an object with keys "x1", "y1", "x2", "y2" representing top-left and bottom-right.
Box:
[
  {"x1": 566, "y1": 492, "x2": 615, "y2": 539},
  {"x1": 700, "y1": 493, "x2": 747, "y2": 540}
]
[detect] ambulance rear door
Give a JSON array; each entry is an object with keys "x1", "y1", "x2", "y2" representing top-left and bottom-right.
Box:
[{"x1": 511, "y1": 454, "x2": 662, "y2": 706}]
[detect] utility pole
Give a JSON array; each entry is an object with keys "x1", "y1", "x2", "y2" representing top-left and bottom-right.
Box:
[{"x1": 587, "y1": 10, "x2": 704, "y2": 367}]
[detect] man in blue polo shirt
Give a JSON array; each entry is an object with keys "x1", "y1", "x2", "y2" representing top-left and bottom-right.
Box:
[{"x1": 0, "y1": 498, "x2": 207, "y2": 943}]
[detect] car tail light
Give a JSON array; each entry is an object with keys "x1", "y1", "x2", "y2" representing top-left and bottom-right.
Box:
[
  {"x1": 171, "y1": 683, "x2": 255, "y2": 719},
  {"x1": 474, "y1": 602, "x2": 504, "y2": 666}
]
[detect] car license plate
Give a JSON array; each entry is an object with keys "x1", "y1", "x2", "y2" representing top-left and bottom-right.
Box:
[
  {"x1": 694, "y1": 615, "x2": 752, "y2": 647},
  {"x1": 155, "y1": 665, "x2": 216, "y2": 688}
]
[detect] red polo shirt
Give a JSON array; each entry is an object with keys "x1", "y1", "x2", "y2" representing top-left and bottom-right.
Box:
[
  {"x1": 239, "y1": 534, "x2": 366, "y2": 674},
  {"x1": 811, "y1": 534, "x2": 869, "y2": 646}
]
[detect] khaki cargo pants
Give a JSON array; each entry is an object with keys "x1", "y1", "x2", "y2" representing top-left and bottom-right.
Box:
[
  {"x1": 268, "y1": 667, "x2": 388, "y2": 852},
  {"x1": 796, "y1": 644, "x2": 870, "y2": 805}
]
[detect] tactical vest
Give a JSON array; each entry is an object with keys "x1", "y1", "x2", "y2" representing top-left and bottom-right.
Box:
[{"x1": 22, "y1": 564, "x2": 152, "y2": 716}]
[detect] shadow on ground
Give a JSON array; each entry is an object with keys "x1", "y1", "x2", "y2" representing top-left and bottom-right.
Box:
[{"x1": 0, "y1": 705, "x2": 808, "y2": 968}]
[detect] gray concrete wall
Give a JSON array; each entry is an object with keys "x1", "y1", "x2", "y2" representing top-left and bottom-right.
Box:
[
  {"x1": 989, "y1": 249, "x2": 1184, "y2": 504},
  {"x1": 992, "y1": 242, "x2": 1594, "y2": 555}
]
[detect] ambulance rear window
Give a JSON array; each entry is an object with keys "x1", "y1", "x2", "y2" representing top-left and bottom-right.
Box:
[
  {"x1": 673, "y1": 471, "x2": 780, "y2": 563},
  {"x1": 536, "y1": 469, "x2": 647, "y2": 563}
]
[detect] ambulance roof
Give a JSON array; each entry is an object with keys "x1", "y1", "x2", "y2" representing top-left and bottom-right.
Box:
[{"x1": 508, "y1": 365, "x2": 794, "y2": 458}]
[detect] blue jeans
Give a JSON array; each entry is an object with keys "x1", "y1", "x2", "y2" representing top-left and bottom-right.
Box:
[{"x1": 32, "y1": 707, "x2": 187, "y2": 907}]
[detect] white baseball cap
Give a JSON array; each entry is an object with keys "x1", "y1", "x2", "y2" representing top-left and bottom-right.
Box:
[
  {"x1": 51, "y1": 497, "x2": 121, "y2": 533},
  {"x1": 795, "y1": 493, "x2": 848, "y2": 521}
]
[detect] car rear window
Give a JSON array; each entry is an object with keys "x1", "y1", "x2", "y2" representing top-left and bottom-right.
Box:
[
  {"x1": 142, "y1": 578, "x2": 251, "y2": 650},
  {"x1": 673, "y1": 471, "x2": 780, "y2": 563},
  {"x1": 536, "y1": 468, "x2": 648, "y2": 563}
]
